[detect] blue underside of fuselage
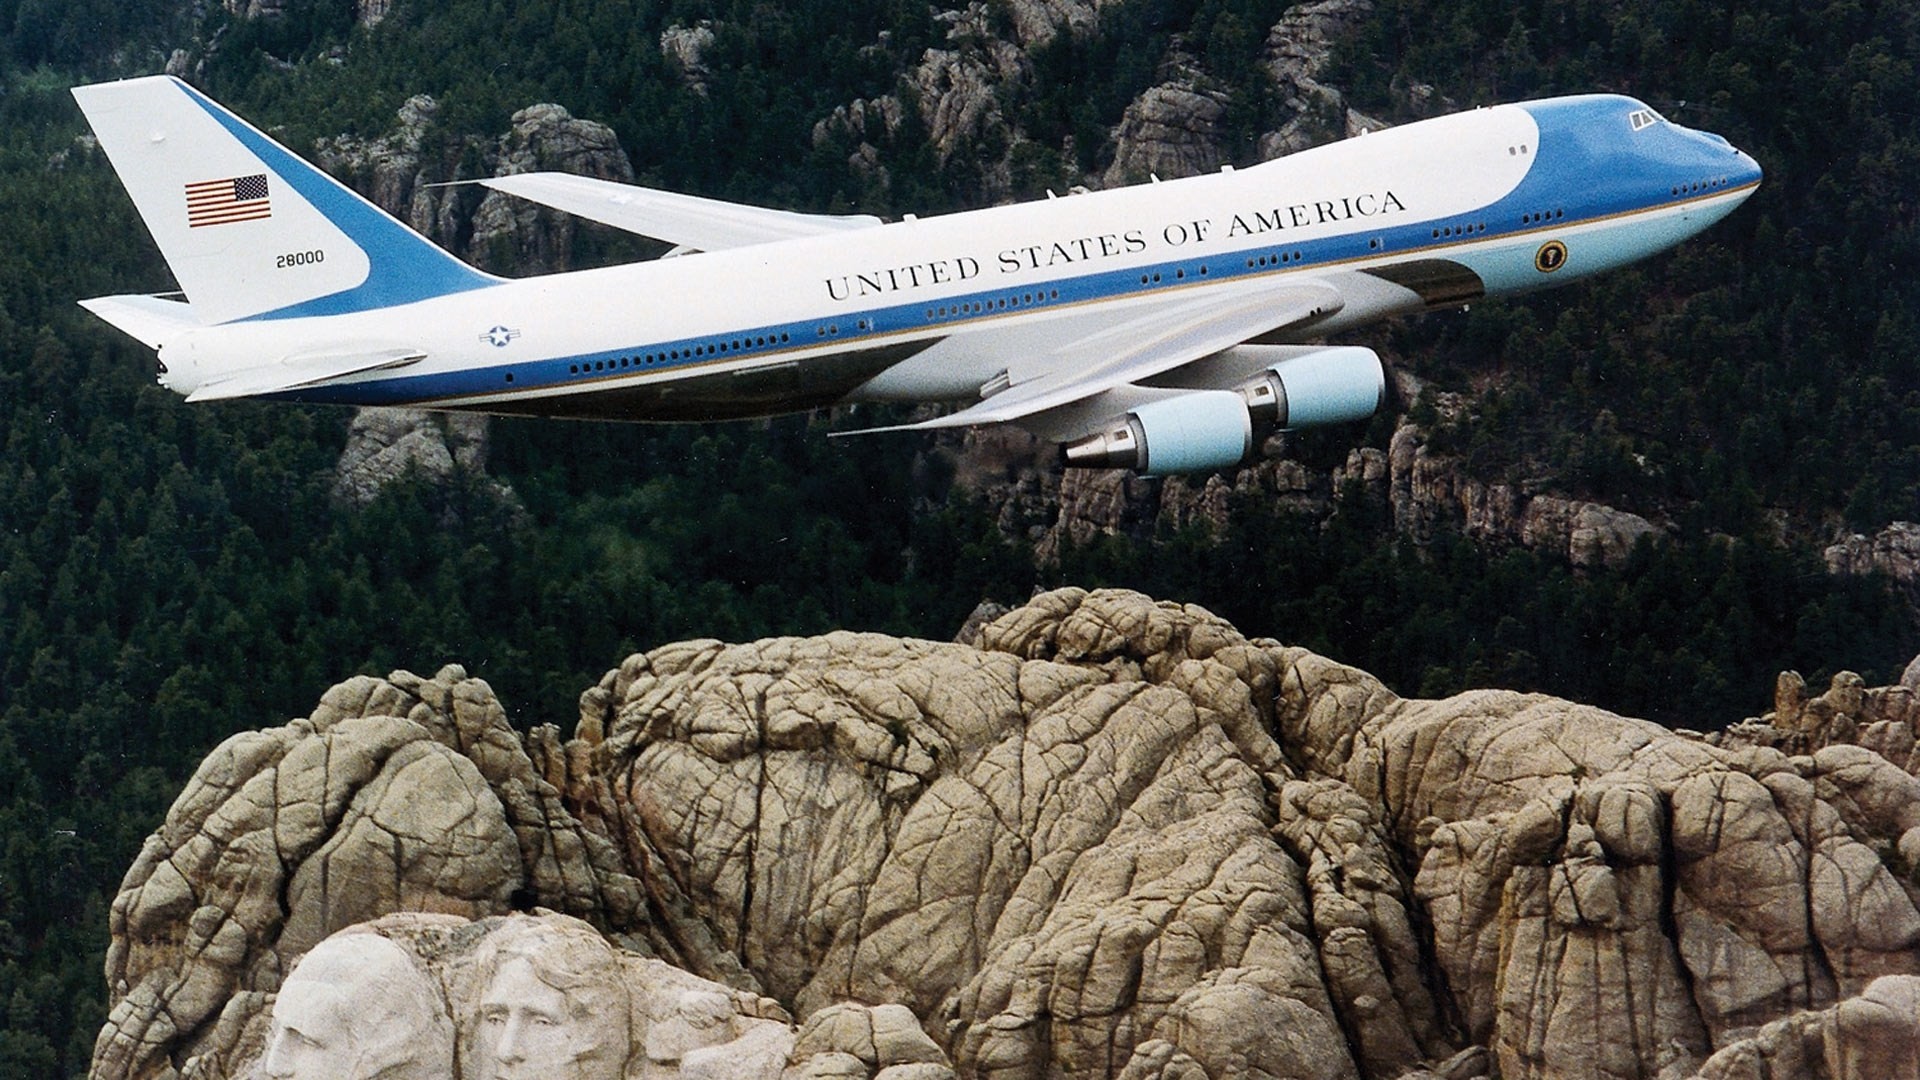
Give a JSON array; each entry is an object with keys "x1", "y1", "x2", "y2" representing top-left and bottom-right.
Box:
[{"x1": 269, "y1": 95, "x2": 1758, "y2": 411}]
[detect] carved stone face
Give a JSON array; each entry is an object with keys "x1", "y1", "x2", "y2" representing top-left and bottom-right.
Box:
[
  {"x1": 478, "y1": 956, "x2": 628, "y2": 1080},
  {"x1": 259, "y1": 934, "x2": 452, "y2": 1080},
  {"x1": 258, "y1": 984, "x2": 353, "y2": 1079}
]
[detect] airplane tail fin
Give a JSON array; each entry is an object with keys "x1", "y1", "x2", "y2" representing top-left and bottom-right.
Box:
[{"x1": 72, "y1": 75, "x2": 497, "y2": 326}]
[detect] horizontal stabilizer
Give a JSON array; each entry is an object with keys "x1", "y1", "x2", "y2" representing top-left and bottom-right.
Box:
[
  {"x1": 186, "y1": 347, "x2": 425, "y2": 402},
  {"x1": 78, "y1": 294, "x2": 201, "y2": 349},
  {"x1": 478, "y1": 173, "x2": 883, "y2": 250}
]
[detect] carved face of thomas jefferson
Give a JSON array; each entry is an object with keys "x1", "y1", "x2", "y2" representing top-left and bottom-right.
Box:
[{"x1": 474, "y1": 921, "x2": 631, "y2": 1080}]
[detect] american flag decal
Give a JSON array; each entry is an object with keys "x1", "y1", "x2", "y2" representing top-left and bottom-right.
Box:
[{"x1": 185, "y1": 174, "x2": 272, "y2": 228}]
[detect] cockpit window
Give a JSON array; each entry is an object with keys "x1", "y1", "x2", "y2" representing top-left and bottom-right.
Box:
[{"x1": 1629, "y1": 108, "x2": 1661, "y2": 131}]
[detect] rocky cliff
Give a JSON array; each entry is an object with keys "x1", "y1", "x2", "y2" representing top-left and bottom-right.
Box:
[
  {"x1": 813, "y1": 0, "x2": 1382, "y2": 202},
  {"x1": 952, "y1": 409, "x2": 1666, "y2": 573},
  {"x1": 93, "y1": 589, "x2": 1920, "y2": 1079}
]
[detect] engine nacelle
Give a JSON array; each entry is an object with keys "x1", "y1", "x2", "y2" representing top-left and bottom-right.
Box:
[
  {"x1": 1236, "y1": 345, "x2": 1386, "y2": 434},
  {"x1": 1060, "y1": 346, "x2": 1387, "y2": 474},
  {"x1": 1062, "y1": 390, "x2": 1251, "y2": 475}
]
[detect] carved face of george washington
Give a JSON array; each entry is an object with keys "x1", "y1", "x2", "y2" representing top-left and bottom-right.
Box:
[{"x1": 259, "y1": 934, "x2": 453, "y2": 1080}]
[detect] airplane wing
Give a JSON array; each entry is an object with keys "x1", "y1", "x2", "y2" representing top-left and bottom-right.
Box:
[
  {"x1": 477, "y1": 173, "x2": 883, "y2": 250},
  {"x1": 849, "y1": 278, "x2": 1344, "y2": 432},
  {"x1": 186, "y1": 347, "x2": 427, "y2": 402}
]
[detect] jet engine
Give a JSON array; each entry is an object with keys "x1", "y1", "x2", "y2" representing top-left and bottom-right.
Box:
[
  {"x1": 1063, "y1": 390, "x2": 1253, "y2": 475},
  {"x1": 1063, "y1": 345, "x2": 1385, "y2": 474}
]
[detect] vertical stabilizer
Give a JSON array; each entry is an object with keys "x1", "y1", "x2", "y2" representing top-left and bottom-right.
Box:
[{"x1": 72, "y1": 75, "x2": 496, "y2": 324}]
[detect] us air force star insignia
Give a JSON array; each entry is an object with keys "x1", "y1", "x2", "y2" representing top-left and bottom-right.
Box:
[{"x1": 482, "y1": 325, "x2": 521, "y2": 348}]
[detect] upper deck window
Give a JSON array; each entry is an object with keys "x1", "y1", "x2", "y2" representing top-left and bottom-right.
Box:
[{"x1": 1629, "y1": 109, "x2": 1661, "y2": 132}]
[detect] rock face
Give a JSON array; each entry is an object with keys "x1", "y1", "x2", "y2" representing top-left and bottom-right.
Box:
[
  {"x1": 1102, "y1": 83, "x2": 1231, "y2": 185},
  {"x1": 955, "y1": 413, "x2": 1665, "y2": 572},
  {"x1": 316, "y1": 94, "x2": 634, "y2": 279},
  {"x1": 816, "y1": 0, "x2": 1382, "y2": 200},
  {"x1": 660, "y1": 22, "x2": 718, "y2": 93},
  {"x1": 221, "y1": 911, "x2": 801, "y2": 1080},
  {"x1": 1387, "y1": 423, "x2": 1664, "y2": 568},
  {"x1": 94, "y1": 590, "x2": 1920, "y2": 1079},
  {"x1": 226, "y1": 0, "x2": 389, "y2": 25},
  {"x1": 1827, "y1": 521, "x2": 1920, "y2": 608},
  {"x1": 467, "y1": 102, "x2": 634, "y2": 274},
  {"x1": 330, "y1": 406, "x2": 503, "y2": 508},
  {"x1": 1714, "y1": 666, "x2": 1920, "y2": 778},
  {"x1": 1259, "y1": 0, "x2": 1391, "y2": 157}
]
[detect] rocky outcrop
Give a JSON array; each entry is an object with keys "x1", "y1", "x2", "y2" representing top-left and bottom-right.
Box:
[
  {"x1": 819, "y1": 0, "x2": 1381, "y2": 197},
  {"x1": 814, "y1": 0, "x2": 1040, "y2": 193},
  {"x1": 330, "y1": 406, "x2": 508, "y2": 508},
  {"x1": 1825, "y1": 520, "x2": 1920, "y2": 579},
  {"x1": 316, "y1": 94, "x2": 634, "y2": 275},
  {"x1": 1259, "y1": 0, "x2": 1390, "y2": 157},
  {"x1": 1713, "y1": 666, "x2": 1920, "y2": 777},
  {"x1": 1827, "y1": 521, "x2": 1920, "y2": 608},
  {"x1": 313, "y1": 94, "x2": 452, "y2": 247},
  {"x1": 999, "y1": 0, "x2": 1099, "y2": 48},
  {"x1": 1388, "y1": 423, "x2": 1664, "y2": 568},
  {"x1": 954, "y1": 413, "x2": 1664, "y2": 571},
  {"x1": 660, "y1": 21, "x2": 718, "y2": 94},
  {"x1": 94, "y1": 590, "x2": 1920, "y2": 1079},
  {"x1": 466, "y1": 102, "x2": 635, "y2": 274},
  {"x1": 92, "y1": 664, "x2": 749, "y2": 1080},
  {"x1": 226, "y1": 0, "x2": 390, "y2": 26},
  {"x1": 1690, "y1": 974, "x2": 1920, "y2": 1079},
  {"x1": 1102, "y1": 83, "x2": 1231, "y2": 185},
  {"x1": 240, "y1": 912, "x2": 799, "y2": 1080}
]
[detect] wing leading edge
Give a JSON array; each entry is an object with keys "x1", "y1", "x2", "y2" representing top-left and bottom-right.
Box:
[
  {"x1": 477, "y1": 173, "x2": 883, "y2": 251},
  {"x1": 845, "y1": 278, "x2": 1344, "y2": 434}
]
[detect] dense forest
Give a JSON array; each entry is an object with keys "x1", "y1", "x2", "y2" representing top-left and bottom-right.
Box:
[{"x1": 1, "y1": 0, "x2": 1917, "y2": 1073}]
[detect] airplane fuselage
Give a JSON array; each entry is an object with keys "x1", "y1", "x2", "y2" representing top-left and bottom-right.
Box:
[{"x1": 151, "y1": 93, "x2": 1759, "y2": 433}]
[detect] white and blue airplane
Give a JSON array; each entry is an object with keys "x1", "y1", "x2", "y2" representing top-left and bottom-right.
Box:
[{"x1": 74, "y1": 75, "x2": 1759, "y2": 474}]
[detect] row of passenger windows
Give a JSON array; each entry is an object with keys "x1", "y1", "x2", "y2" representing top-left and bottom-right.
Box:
[
  {"x1": 1432, "y1": 223, "x2": 1487, "y2": 238},
  {"x1": 1247, "y1": 252, "x2": 1302, "y2": 268},
  {"x1": 815, "y1": 318, "x2": 876, "y2": 337},
  {"x1": 925, "y1": 289, "x2": 1061, "y2": 320},
  {"x1": 1139, "y1": 265, "x2": 1210, "y2": 285},
  {"x1": 1672, "y1": 177, "x2": 1732, "y2": 196},
  {"x1": 1522, "y1": 209, "x2": 1564, "y2": 225},
  {"x1": 566, "y1": 330, "x2": 795, "y2": 375}
]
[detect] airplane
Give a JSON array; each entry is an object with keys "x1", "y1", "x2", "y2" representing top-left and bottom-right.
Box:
[{"x1": 72, "y1": 75, "x2": 1760, "y2": 474}]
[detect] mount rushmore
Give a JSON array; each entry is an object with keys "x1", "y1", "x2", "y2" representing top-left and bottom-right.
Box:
[{"x1": 91, "y1": 588, "x2": 1920, "y2": 1079}]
